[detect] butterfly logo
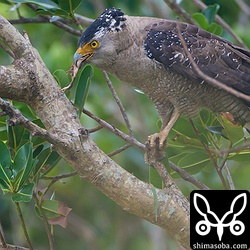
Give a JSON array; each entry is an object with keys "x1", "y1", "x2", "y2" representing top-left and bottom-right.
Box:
[{"x1": 193, "y1": 193, "x2": 247, "y2": 241}]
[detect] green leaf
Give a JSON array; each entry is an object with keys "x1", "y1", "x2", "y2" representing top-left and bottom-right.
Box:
[
  {"x1": 53, "y1": 69, "x2": 70, "y2": 88},
  {"x1": 37, "y1": 199, "x2": 59, "y2": 218},
  {"x1": 168, "y1": 134, "x2": 205, "y2": 150},
  {"x1": 0, "y1": 0, "x2": 12, "y2": 5},
  {"x1": 221, "y1": 117, "x2": 244, "y2": 144},
  {"x1": 33, "y1": 144, "x2": 44, "y2": 158},
  {"x1": 202, "y1": 4, "x2": 220, "y2": 25},
  {"x1": 35, "y1": 199, "x2": 72, "y2": 228},
  {"x1": 0, "y1": 141, "x2": 12, "y2": 174},
  {"x1": 169, "y1": 151, "x2": 211, "y2": 177},
  {"x1": 35, "y1": 8, "x2": 56, "y2": 15},
  {"x1": 12, "y1": 101, "x2": 37, "y2": 120},
  {"x1": 8, "y1": 0, "x2": 58, "y2": 9},
  {"x1": 11, "y1": 182, "x2": 34, "y2": 202},
  {"x1": 13, "y1": 142, "x2": 36, "y2": 190},
  {"x1": 7, "y1": 124, "x2": 27, "y2": 152},
  {"x1": 0, "y1": 116, "x2": 8, "y2": 141},
  {"x1": 40, "y1": 151, "x2": 61, "y2": 176},
  {"x1": 229, "y1": 151, "x2": 250, "y2": 162},
  {"x1": 0, "y1": 178, "x2": 11, "y2": 193},
  {"x1": 149, "y1": 168, "x2": 162, "y2": 189},
  {"x1": 58, "y1": 0, "x2": 82, "y2": 14},
  {"x1": 207, "y1": 23, "x2": 223, "y2": 36},
  {"x1": 13, "y1": 141, "x2": 32, "y2": 177},
  {"x1": 192, "y1": 13, "x2": 209, "y2": 30},
  {"x1": 33, "y1": 147, "x2": 52, "y2": 178},
  {"x1": 53, "y1": 8, "x2": 70, "y2": 17},
  {"x1": 74, "y1": 65, "x2": 93, "y2": 117},
  {"x1": 206, "y1": 125, "x2": 225, "y2": 136},
  {"x1": 0, "y1": 141, "x2": 12, "y2": 191},
  {"x1": 170, "y1": 116, "x2": 198, "y2": 138}
]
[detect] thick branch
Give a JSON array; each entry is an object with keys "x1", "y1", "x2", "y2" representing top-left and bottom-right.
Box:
[{"x1": 0, "y1": 15, "x2": 190, "y2": 248}]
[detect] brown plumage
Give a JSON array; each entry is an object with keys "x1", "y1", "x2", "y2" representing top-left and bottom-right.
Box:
[{"x1": 74, "y1": 8, "x2": 250, "y2": 147}]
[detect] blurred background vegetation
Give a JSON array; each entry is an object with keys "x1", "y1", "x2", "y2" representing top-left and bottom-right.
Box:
[{"x1": 0, "y1": 0, "x2": 250, "y2": 249}]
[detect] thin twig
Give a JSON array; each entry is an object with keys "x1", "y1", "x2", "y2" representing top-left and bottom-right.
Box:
[
  {"x1": 83, "y1": 108, "x2": 146, "y2": 151},
  {"x1": 0, "y1": 98, "x2": 61, "y2": 146},
  {"x1": 223, "y1": 164, "x2": 235, "y2": 190},
  {"x1": 40, "y1": 172, "x2": 77, "y2": 198},
  {"x1": 9, "y1": 17, "x2": 47, "y2": 24},
  {"x1": 9, "y1": 7, "x2": 93, "y2": 29},
  {"x1": 42, "y1": 171, "x2": 77, "y2": 181},
  {"x1": 175, "y1": 20, "x2": 250, "y2": 103},
  {"x1": 74, "y1": 14, "x2": 94, "y2": 27},
  {"x1": 216, "y1": 141, "x2": 250, "y2": 156},
  {"x1": 0, "y1": 41, "x2": 15, "y2": 58},
  {"x1": 191, "y1": 0, "x2": 247, "y2": 48},
  {"x1": 219, "y1": 142, "x2": 232, "y2": 171},
  {"x1": 40, "y1": 15, "x2": 81, "y2": 36},
  {"x1": 108, "y1": 144, "x2": 131, "y2": 157},
  {"x1": 164, "y1": 0, "x2": 196, "y2": 24},
  {"x1": 88, "y1": 125, "x2": 103, "y2": 133},
  {"x1": 14, "y1": 203, "x2": 33, "y2": 250},
  {"x1": 26, "y1": 4, "x2": 81, "y2": 37},
  {"x1": 33, "y1": 194, "x2": 55, "y2": 250},
  {"x1": 169, "y1": 162, "x2": 210, "y2": 190},
  {"x1": 102, "y1": 71, "x2": 135, "y2": 137},
  {"x1": 189, "y1": 119, "x2": 228, "y2": 189}
]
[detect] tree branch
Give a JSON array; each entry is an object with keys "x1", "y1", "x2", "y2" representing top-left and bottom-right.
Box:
[{"x1": 83, "y1": 108, "x2": 210, "y2": 190}]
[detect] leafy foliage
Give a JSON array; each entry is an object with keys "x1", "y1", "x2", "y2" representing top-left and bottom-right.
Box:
[
  {"x1": 0, "y1": 141, "x2": 36, "y2": 202},
  {"x1": 1, "y1": 0, "x2": 82, "y2": 19},
  {"x1": 193, "y1": 4, "x2": 223, "y2": 35}
]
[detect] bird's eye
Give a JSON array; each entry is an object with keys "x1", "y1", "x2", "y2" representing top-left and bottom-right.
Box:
[{"x1": 90, "y1": 40, "x2": 99, "y2": 48}]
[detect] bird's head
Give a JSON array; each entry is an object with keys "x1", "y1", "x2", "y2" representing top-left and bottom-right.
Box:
[{"x1": 74, "y1": 8, "x2": 127, "y2": 69}]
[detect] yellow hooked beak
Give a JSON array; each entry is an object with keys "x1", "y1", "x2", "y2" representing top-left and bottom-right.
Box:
[{"x1": 74, "y1": 43, "x2": 95, "y2": 68}]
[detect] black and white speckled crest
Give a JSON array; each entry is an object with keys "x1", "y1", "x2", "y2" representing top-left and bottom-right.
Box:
[{"x1": 78, "y1": 8, "x2": 126, "y2": 47}]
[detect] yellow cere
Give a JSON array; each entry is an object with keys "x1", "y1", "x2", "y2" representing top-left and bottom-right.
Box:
[{"x1": 76, "y1": 40, "x2": 99, "y2": 57}]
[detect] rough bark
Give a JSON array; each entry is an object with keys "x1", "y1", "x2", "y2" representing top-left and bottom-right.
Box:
[{"x1": 0, "y1": 16, "x2": 190, "y2": 248}]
